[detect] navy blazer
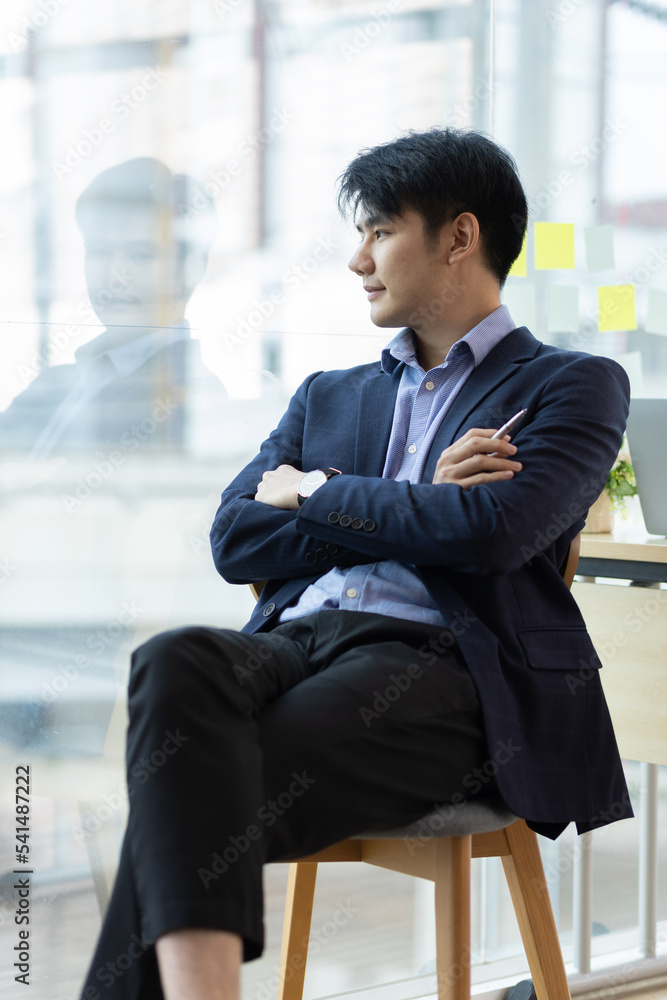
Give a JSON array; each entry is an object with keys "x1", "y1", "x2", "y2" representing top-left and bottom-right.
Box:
[{"x1": 211, "y1": 327, "x2": 633, "y2": 838}]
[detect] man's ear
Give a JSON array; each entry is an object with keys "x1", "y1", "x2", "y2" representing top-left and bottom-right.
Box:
[{"x1": 446, "y1": 212, "x2": 480, "y2": 265}]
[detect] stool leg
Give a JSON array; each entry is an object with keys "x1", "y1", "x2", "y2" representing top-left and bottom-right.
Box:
[
  {"x1": 501, "y1": 821, "x2": 571, "y2": 1000},
  {"x1": 277, "y1": 862, "x2": 318, "y2": 1000},
  {"x1": 434, "y1": 835, "x2": 471, "y2": 1000}
]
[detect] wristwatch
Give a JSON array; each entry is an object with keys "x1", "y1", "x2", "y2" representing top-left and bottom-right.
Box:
[{"x1": 297, "y1": 467, "x2": 341, "y2": 505}]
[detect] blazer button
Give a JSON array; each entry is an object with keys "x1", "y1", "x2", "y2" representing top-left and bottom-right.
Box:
[
  {"x1": 339, "y1": 514, "x2": 352, "y2": 527},
  {"x1": 315, "y1": 547, "x2": 326, "y2": 561},
  {"x1": 363, "y1": 518, "x2": 376, "y2": 531},
  {"x1": 262, "y1": 603, "x2": 276, "y2": 616},
  {"x1": 305, "y1": 551, "x2": 317, "y2": 564},
  {"x1": 351, "y1": 517, "x2": 364, "y2": 530},
  {"x1": 326, "y1": 543, "x2": 339, "y2": 555},
  {"x1": 328, "y1": 512, "x2": 340, "y2": 524}
]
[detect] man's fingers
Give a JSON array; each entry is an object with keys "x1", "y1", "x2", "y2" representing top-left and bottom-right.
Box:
[
  {"x1": 461, "y1": 435, "x2": 517, "y2": 456},
  {"x1": 432, "y1": 452, "x2": 522, "y2": 486},
  {"x1": 443, "y1": 453, "x2": 522, "y2": 477}
]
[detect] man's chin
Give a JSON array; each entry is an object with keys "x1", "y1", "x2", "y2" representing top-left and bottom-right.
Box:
[
  {"x1": 93, "y1": 305, "x2": 183, "y2": 330},
  {"x1": 369, "y1": 305, "x2": 404, "y2": 329}
]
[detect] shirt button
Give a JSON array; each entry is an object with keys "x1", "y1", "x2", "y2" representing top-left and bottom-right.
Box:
[
  {"x1": 363, "y1": 519, "x2": 376, "y2": 531},
  {"x1": 351, "y1": 517, "x2": 364, "y2": 530},
  {"x1": 262, "y1": 603, "x2": 276, "y2": 616},
  {"x1": 328, "y1": 512, "x2": 340, "y2": 524},
  {"x1": 408, "y1": 444, "x2": 417, "y2": 454},
  {"x1": 315, "y1": 547, "x2": 326, "y2": 561},
  {"x1": 339, "y1": 515, "x2": 352, "y2": 527},
  {"x1": 425, "y1": 381, "x2": 435, "y2": 390},
  {"x1": 305, "y1": 552, "x2": 317, "y2": 564},
  {"x1": 346, "y1": 588, "x2": 357, "y2": 598},
  {"x1": 326, "y1": 543, "x2": 339, "y2": 555}
]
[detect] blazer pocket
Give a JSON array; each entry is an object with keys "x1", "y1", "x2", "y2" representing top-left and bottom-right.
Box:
[{"x1": 517, "y1": 627, "x2": 602, "y2": 671}]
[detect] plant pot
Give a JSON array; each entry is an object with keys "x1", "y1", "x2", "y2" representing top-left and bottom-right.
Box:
[{"x1": 583, "y1": 491, "x2": 615, "y2": 533}]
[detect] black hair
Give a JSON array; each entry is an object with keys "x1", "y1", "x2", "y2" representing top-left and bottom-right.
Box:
[{"x1": 337, "y1": 128, "x2": 528, "y2": 286}]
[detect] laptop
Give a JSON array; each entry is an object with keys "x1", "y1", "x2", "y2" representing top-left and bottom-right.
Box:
[{"x1": 625, "y1": 398, "x2": 667, "y2": 536}]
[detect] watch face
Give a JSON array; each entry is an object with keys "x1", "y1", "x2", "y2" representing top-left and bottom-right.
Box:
[{"x1": 299, "y1": 470, "x2": 328, "y2": 496}]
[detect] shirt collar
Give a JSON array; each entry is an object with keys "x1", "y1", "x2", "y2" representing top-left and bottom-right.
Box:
[
  {"x1": 75, "y1": 322, "x2": 191, "y2": 379},
  {"x1": 381, "y1": 304, "x2": 516, "y2": 375}
]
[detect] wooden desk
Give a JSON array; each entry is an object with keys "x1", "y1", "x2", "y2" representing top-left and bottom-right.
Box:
[
  {"x1": 573, "y1": 527, "x2": 667, "y2": 767},
  {"x1": 579, "y1": 524, "x2": 667, "y2": 583}
]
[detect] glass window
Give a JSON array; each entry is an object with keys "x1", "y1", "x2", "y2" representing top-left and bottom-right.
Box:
[{"x1": 0, "y1": 2, "x2": 665, "y2": 998}]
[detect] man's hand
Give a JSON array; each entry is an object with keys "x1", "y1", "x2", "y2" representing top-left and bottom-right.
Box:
[
  {"x1": 255, "y1": 465, "x2": 303, "y2": 509},
  {"x1": 432, "y1": 428, "x2": 522, "y2": 490}
]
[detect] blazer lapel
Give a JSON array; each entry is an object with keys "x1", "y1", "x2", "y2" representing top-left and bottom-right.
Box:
[
  {"x1": 423, "y1": 327, "x2": 541, "y2": 483},
  {"x1": 355, "y1": 366, "x2": 402, "y2": 477}
]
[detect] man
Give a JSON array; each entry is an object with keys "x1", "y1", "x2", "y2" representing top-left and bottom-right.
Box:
[
  {"x1": 80, "y1": 129, "x2": 631, "y2": 1000},
  {"x1": 0, "y1": 157, "x2": 223, "y2": 458}
]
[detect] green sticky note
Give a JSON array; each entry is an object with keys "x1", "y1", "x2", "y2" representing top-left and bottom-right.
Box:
[
  {"x1": 501, "y1": 283, "x2": 536, "y2": 331},
  {"x1": 597, "y1": 285, "x2": 637, "y2": 332},
  {"x1": 508, "y1": 235, "x2": 527, "y2": 277},
  {"x1": 615, "y1": 351, "x2": 644, "y2": 397},
  {"x1": 645, "y1": 287, "x2": 667, "y2": 336},
  {"x1": 584, "y1": 225, "x2": 615, "y2": 272},
  {"x1": 547, "y1": 285, "x2": 579, "y2": 334},
  {"x1": 534, "y1": 222, "x2": 575, "y2": 270}
]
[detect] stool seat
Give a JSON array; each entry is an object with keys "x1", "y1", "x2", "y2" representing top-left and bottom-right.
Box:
[{"x1": 356, "y1": 795, "x2": 517, "y2": 839}]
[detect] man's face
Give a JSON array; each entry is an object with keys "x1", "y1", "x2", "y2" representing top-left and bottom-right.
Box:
[
  {"x1": 81, "y1": 205, "x2": 188, "y2": 333},
  {"x1": 347, "y1": 208, "x2": 449, "y2": 330}
]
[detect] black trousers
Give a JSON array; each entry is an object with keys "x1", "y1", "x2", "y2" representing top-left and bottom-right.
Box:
[{"x1": 80, "y1": 610, "x2": 489, "y2": 1000}]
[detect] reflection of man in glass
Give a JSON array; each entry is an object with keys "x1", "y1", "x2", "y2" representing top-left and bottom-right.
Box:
[{"x1": 0, "y1": 158, "x2": 223, "y2": 457}]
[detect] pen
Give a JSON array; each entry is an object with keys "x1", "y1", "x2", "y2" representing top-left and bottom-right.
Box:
[
  {"x1": 491, "y1": 408, "x2": 528, "y2": 440},
  {"x1": 487, "y1": 408, "x2": 527, "y2": 458}
]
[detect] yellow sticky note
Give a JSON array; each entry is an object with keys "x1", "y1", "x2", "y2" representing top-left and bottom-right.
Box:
[
  {"x1": 597, "y1": 285, "x2": 637, "y2": 332},
  {"x1": 508, "y1": 234, "x2": 527, "y2": 277},
  {"x1": 534, "y1": 222, "x2": 575, "y2": 270}
]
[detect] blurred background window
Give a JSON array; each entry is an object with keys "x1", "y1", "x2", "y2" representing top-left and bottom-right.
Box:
[{"x1": 0, "y1": 2, "x2": 665, "y2": 999}]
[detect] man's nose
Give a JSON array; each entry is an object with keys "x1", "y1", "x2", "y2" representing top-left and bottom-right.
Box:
[{"x1": 348, "y1": 243, "x2": 373, "y2": 276}]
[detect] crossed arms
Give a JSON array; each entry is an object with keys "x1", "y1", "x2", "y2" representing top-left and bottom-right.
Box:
[{"x1": 211, "y1": 352, "x2": 629, "y2": 585}]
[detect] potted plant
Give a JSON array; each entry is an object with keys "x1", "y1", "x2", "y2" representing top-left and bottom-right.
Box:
[{"x1": 583, "y1": 439, "x2": 638, "y2": 533}]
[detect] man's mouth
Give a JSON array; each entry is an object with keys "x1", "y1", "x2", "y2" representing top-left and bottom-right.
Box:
[{"x1": 364, "y1": 285, "x2": 385, "y2": 301}]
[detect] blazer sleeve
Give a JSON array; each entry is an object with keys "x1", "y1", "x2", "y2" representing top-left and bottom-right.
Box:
[
  {"x1": 210, "y1": 372, "x2": 365, "y2": 584},
  {"x1": 293, "y1": 354, "x2": 630, "y2": 576}
]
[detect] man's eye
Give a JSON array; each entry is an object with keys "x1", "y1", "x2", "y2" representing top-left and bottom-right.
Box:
[{"x1": 375, "y1": 230, "x2": 388, "y2": 239}]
